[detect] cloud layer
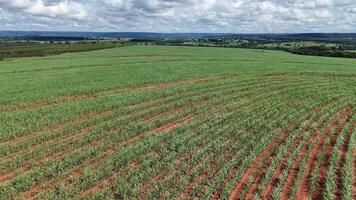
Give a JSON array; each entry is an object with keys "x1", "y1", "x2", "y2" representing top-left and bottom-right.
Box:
[{"x1": 0, "y1": 0, "x2": 355, "y2": 32}]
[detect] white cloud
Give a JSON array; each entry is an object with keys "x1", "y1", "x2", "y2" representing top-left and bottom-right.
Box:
[
  {"x1": 0, "y1": 0, "x2": 87, "y2": 20},
  {"x1": 0, "y1": 0, "x2": 355, "y2": 32}
]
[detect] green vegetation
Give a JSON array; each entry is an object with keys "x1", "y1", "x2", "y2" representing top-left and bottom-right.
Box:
[
  {"x1": 152, "y1": 37, "x2": 356, "y2": 59},
  {"x1": 0, "y1": 46, "x2": 355, "y2": 199},
  {"x1": 0, "y1": 41, "x2": 128, "y2": 61}
]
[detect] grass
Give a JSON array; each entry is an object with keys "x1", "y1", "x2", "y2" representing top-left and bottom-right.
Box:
[{"x1": 0, "y1": 45, "x2": 355, "y2": 199}]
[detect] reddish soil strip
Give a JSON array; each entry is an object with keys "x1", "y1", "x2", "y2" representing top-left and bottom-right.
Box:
[
  {"x1": 260, "y1": 122, "x2": 314, "y2": 199},
  {"x1": 227, "y1": 129, "x2": 288, "y2": 200},
  {"x1": 0, "y1": 138, "x2": 100, "y2": 185},
  {"x1": 117, "y1": 55, "x2": 194, "y2": 58},
  {"x1": 263, "y1": 72, "x2": 290, "y2": 77},
  {"x1": 159, "y1": 127, "x2": 231, "y2": 200},
  {"x1": 0, "y1": 173, "x2": 14, "y2": 183},
  {"x1": 278, "y1": 117, "x2": 328, "y2": 200},
  {"x1": 211, "y1": 115, "x2": 277, "y2": 199},
  {"x1": 154, "y1": 115, "x2": 195, "y2": 132},
  {"x1": 2, "y1": 94, "x2": 96, "y2": 113},
  {"x1": 211, "y1": 165, "x2": 239, "y2": 200},
  {"x1": 98, "y1": 76, "x2": 227, "y2": 96},
  {"x1": 34, "y1": 106, "x2": 195, "y2": 167},
  {"x1": 139, "y1": 153, "x2": 193, "y2": 196},
  {"x1": 177, "y1": 160, "x2": 217, "y2": 200},
  {"x1": 20, "y1": 114, "x2": 195, "y2": 199},
  {"x1": 32, "y1": 101, "x2": 183, "y2": 166},
  {"x1": 353, "y1": 133, "x2": 356, "y2": 200},
  {"x1": 0, "y1": 109, "x2": 112, "y2": 147},
  {"x1": 127, "y1": 76, "x2": 267, "y2": 110},
  {"x1": 243, "y1": 117, "x2": 321, "y2": 199},
  {"x1": 144, "y1": 104, "x2": 193, "y2": 124},
  {"x1": 281, "y1": 120, "x2": 331, "y2": 199},
  {"x1": 0, "y1": 110, "x2": 112, "y2": 162},
  {"x1": 311, "y1": 114, "x2": 351, "y2": 199},
  {"x1": 15, "y1": 79, "x2": 318, "y2": 197},
  {"x1": 212, "y1": 87, "x2": 330, "y2": 200},
  {"x1": 139, "y1": 132, "x2": 212, "y2": 198},
  {"x1": 128, "y1": 92, "x2": 178, "y2": 109},
  {"x1": 0, "y1": 113, "x2": 113, "y2": 184},
  {"x1": 1, "y1": 126, "x2": 94, "y2": 165},
  {"x1": 154, "y1": 100, "x2": 268, "y2": 199},
  {"x1": 80, "y1": 160, "x2": 140, "y2": 197},
  {"x1": 259, "y1": 103, "x2": 340, "y2": 199},
  {"x1": 192, "y1": 147, "x2": 240, "y2": 199},
  {"x1": 177, "y1": 140, "x2": 232, "y2": 200},
  {"x1": 294, "y1": 109, "x2": 351, "y2": 200},
  {"x1": 2, "y1": 76, "x2": 224, "y2": 114},
  {"x1": 335, "y1": 124, "x2": 355, "y2": 198},
  {"x1": 170, "y1": 96, "x2": 312, "y2": 200},
  {"x1": 2, "y1": 121, "x2": 118, "y2": 188},
  {"x1": 4, "y1": 100, "x2": 197, "y2": 185},
  {"x1": 66, "y1": 115, "x2": 195, "y2": 195},
  {"x1": 161, "y1": 153, "x2": 213, "y2": 200},
  {"x1": 244, "y1": 152, "x2": 281, "y2": 199},
  {"x1": 120, "y1": 55, "x2": 148, "y2": 58},
  {"x1": 35, "y1": 130, "x2": 110, "y2": 166},
  {"x1": 0, "y1": 174, "x2": 5, "y2": 182}
]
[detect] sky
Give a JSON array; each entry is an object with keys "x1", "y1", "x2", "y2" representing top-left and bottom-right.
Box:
[{"x1": 0, "y1": 0, "x2": 356, "y2": 33}]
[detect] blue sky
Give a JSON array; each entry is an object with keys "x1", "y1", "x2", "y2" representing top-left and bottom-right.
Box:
[{"x1": 0, "y1": 0, "x2": 355, "y2": 33}]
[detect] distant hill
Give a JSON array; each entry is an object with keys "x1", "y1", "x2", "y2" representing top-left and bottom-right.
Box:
[
  {"x1": 209, "y1": 33, "x2": 356, "y2": 42},
  {"x1": 1, "y1": 31, "x2": 355, "y2": 42},
  {"x1": 0, "y1": 31, "x2": 224, "y2": 40}
]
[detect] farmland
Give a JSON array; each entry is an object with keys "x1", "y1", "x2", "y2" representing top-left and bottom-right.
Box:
[
  {"x1": 0, "y1": 45, "x2": 355, "y2": 200},
  {"x1": 0, "y1": 42, "x2": 127, "y2": 61}
]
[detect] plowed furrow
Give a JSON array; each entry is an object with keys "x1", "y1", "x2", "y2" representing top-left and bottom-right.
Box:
[
  {"x1": 20, "y1": 114, "x2": 195, "y2": 199},
  {"x1": 287, "y1": 108, "x2": 351, "y2": 200},
  {"x1": 335, "y1": 123, "x2": 354, "y2": 198},
  {"x1": 311, "y1": 114, "x2": 352, "y2": 199},
  {"x1": 227, "y1": 129, "x2": 288, "y2": 200},
  {"x1": 279, "y1": 117, "x2": 331, "y2": 200}
]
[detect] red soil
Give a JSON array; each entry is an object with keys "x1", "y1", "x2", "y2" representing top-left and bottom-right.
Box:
[
  {"x1": 179, "y1": 141, "x2": 234, "y2": 200},
  {"x1": 177, "y1": 160, "x2": 217, "y2": 200},
  {"x1": 294, "y1": 109, "x2": 351, "y2": 200},
  {"x1": 78, "y1": 115, "x2": 195, "y2": 198},
  {"x1": 20, "y1": 114, "x2": 195, "y2": 199},
  {"x1": 311, "y1": 114, "x2": 351, "y2": 199},
  {"x1": 0, "y1": 110, "x2": 112, "y2": 167},
  {"x1": 81, "y1": 160, "x2": 140, "y2": 197},
  {"x1": 335, "y1": 124, "x2": 354, "y2": 198},
  {"x1": 0, "y1": 109, "x2": 111, "y2": 147},
  {"x1": 260, "y1": 124, "x2": 312, "y2": 199},
  {"x1": 99, "y1": 76, "x2": 226, "y2": 96},
  {"x1": 143, "y1": 104, "x2": 193, "y2": 124},
  {"x1": 279, "y1": 118, "x2": 328, "y2": 200},
  {"x1": 353, "y1": 135, "x2": 356, "y2": 200},
  {"x1": 2, "y1": 94, "x2": 96, "y2": 113},
  {"x1": 2, "y1": 76, "x2": 225, "y2": 114},
  {"x1": 244, "y1": 150, "x2": 280, "y2": 199},
  {"x1": 138, "y1": 145, "x2": 202, "y2": 198},
  {"x1": 228, "y1": 129, "x2": 288, "y2": 200}
]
